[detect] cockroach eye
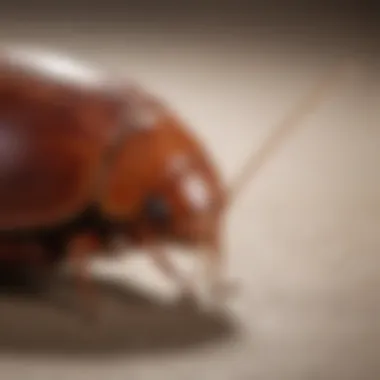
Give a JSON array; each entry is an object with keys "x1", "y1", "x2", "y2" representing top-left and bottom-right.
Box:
[{"x1": 144, "y1": 195, "x2": 171, "y2": 224}]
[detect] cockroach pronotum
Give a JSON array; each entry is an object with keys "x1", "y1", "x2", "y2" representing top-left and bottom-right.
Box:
[{"x1": 0, "y1": 46, "x2": 348, "y2": 315}]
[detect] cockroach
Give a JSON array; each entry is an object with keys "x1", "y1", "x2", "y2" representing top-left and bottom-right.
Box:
[{"x1": 0, "y1": 46, "x2": 347, "y2": 314}]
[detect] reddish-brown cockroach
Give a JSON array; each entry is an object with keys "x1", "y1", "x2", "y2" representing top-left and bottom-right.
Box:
[{"x1": 0, "y1": 46, "x2": 347, "y2": 313}]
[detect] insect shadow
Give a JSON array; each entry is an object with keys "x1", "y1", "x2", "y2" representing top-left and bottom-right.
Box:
[{"x1": 0, "y1": 263, "x2": 239, "y2": 358}]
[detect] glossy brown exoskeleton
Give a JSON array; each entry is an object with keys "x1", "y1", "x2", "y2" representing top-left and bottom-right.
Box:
[{"x1": 0, "y1": 47, "x2": 233, "y2": 311}]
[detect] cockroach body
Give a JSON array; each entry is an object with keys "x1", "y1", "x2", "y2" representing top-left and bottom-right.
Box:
[{"x1": 0, "y1": 47, "x2": 232, "y2": 309}]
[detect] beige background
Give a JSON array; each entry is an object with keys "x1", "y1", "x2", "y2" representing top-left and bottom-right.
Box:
[{"x1": 0, "y1": 3, "x2": 379, "y2": 379}]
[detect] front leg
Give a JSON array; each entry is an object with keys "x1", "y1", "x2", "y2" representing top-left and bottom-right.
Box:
[
  {"x1": 204, "y1": 231, "x2": 240, "y2": 304},
  {"x1": 149, "y1": 246, "x2": 198, "y2": 303},
  {"x1": 66, "y1": 232, "x2": 101, "y2": 320},
  {"x1": 133, "y1": 222, "x2": 199, "y2": 303}
]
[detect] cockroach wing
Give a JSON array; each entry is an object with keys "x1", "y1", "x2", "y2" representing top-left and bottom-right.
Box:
[{"x1": 0, "y1": 55, "x2": 120, "y2": 231}]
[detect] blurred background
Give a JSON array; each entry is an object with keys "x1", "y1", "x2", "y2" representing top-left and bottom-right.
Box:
[{"x1": 0, "y1": 1, "x2": 379, "y2": 379}]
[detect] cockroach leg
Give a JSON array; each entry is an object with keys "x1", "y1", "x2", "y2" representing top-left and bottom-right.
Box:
[
  {"x1": 66, "y1": 232, "x2": 100, "y2": 321},
  {"x1": 149, "y1": 245, "x2": 197, "y2": 302},
  {"x1": 205, "y1": 232, "x2": 239, "y2": 304},
  {"x1": 136, "y1": 223, "x2": 198, "y2": 302}
]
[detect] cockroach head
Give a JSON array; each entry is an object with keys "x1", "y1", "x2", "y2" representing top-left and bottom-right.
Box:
[{"x1": 157, "y1": 152, "x2": 225, "y2": 246}]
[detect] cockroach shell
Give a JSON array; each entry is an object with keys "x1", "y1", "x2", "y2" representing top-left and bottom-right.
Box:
[{"x1": 0, "y1": 49, "x2": 123, "y2": 231}]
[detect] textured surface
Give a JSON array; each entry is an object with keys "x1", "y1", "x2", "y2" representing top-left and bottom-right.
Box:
[{"x1": 0, "y1": 5, "x2": 379, "y2": 380}]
